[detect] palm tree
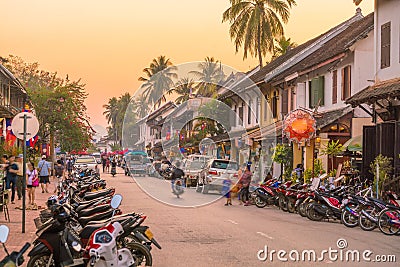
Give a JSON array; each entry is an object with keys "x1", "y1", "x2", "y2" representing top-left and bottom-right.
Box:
[
  {"x1": 190, "y1": 57, "x2": 225, "y2": 97},
  {"x1": 139, "y1": 56, "x2": 177, "y2": 107},
  {"x1": 222, "y1": 0, "x2": 297, "y2": 67},
  {"x1": 173, "y1": 77, "x2": 195, "y2": 104},
  {"x1": 103, "y1": 97, "x2": 118, "y2": 129},
  {"x1": 134, "y1": 94, "x2": 150, "y2": 118}
]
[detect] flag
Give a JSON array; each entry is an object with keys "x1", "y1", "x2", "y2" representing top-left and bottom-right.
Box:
[
  {"x1": 5, "y1": 118, "x2": 17, "y2": 146},
  {"x1": 26, "y1": 135, "x2": 39, "y2": 147}
]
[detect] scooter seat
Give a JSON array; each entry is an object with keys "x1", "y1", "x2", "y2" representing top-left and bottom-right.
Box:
[
  {"x1": 83, "y1": 189, "x2": 114, "y2": 201},
  {"x1": 78, "y1": 204, "x2": 111, "y2": 217},
  {"x1": 79, "y1": 209, "x2": 116, "y2": 226},
  {"x1": 80, "y1": 223, "x2": 105, "y2": 240}
]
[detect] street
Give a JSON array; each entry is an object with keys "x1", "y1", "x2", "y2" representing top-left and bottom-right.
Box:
[{"x1": 105, "y1": 169, "x2": 399, "y2": 267}]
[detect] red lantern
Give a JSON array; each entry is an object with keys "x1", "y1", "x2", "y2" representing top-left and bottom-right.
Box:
[{"x1": 283, "y1": 109, "x2": 316, "y2": 144}]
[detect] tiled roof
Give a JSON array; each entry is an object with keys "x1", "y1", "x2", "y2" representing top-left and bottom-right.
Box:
[
  {"x1": 346, "y1": 78, "x2": 400, "y2": 107},
  {"x1": 250, "y1": 12, "x2": 374, "y2": 85},
  {"x1": 315, "y1": 106, "x2": 353, "y2": 129}
]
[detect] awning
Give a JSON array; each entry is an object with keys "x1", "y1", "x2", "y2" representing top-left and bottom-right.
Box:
[
  {"x1": 315, "y1": 106, "x2": 353, "y2": 129},
  {"x1": 346, "y1": 77, "x2": 400, "y2": 107},
  {"x1": 343, "y1": 135, "x2": 362, "y2": 152},
  {"x1": 255, "y1": 121, "x2": 283, "y2": 141}
]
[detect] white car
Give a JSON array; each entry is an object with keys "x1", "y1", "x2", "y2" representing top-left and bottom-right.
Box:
[
  {"x1": 196, "y1": 159, "x2": 239, "y2": 194},
  {"x1": 74, "y1": 156, "x2": 99, "y2": 173}
]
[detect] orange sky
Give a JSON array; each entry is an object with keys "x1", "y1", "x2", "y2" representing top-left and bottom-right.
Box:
[{"x1": 0, "y1": 0, "x2": 373, "y2": 129}]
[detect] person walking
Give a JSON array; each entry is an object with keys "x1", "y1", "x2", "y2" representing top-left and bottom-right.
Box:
[
  {"x1": 53, "y1": 159, "x2": 65, "y2": 193},
  {"x1": 102, "y1": 155, "x2": 107, "y2": 173},
  {"x1": 66, "y1": 157, "x2": 73, "y2": 177},
  {"x1": 222, "y1": 175, "x2": 232, "y2": 206},
  {"x1": 106, "y1": 157, "x2": 110, "y2": 173},
  {"x1": 5, "y1": 155, "x2": 18, "y2": 204},
  {"x1": 15, "y1": 154, "x2": 24, "y2": 201},
  {"x1": 240, "y1": 164, "x2": 252, "y2": 206},
  {"x1": 38, "y1": 155, "x2": 51, "y2": 193},
  {"x1": 26, "y1": 162, "x2": 39, "y2": 208}
]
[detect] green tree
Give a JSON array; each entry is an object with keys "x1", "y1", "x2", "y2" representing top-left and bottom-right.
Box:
[
  {"x1": 173, "y1": 77, "x2": 195, "y2": 104},
  {"x1": 321, "y1": 140, "x2": 343, "y2": 171},
  {"x1": 2, "y1": 55, "x2": 93, "y2": 155},
  {"x1": 271, "y1": 143, "x2": 293, "y2": 180},
  {"x1": 370, "y1": 154, "x2": 393, "y2": 197},
  {"x1": 272, "y1": 36, "x2": 297, "y2": 59},
  {"x1": 222, "y1": 0, "x2": 296, "y2": 67},
  {"x1": 139, "y1": 56, "x2": 177, "y2": 107},
  {"x1": 190, "y1": 57, "x2": 225, "y2": 97}
]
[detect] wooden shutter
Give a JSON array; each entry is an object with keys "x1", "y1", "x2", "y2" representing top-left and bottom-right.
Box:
[
  {"x1": 381, "y1": 22, "x2": 391, "y2": 69},
  {"x1": 281, "y1": 89, "x2": 288, "y2": 116},
  {"x1": 346, "y1": 66, "x2": 351, "y2": 99},
  {"x1": 332, "y1": 70, "x2": 337, "y2": 104},
  {"x1": 317, "y1": 76, "x2": 324, "y2": 106}
]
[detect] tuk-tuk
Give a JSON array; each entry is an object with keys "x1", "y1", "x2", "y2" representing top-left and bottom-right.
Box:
[{"x1": 125, "y1": 154, "x2": 151, "y2": 176}]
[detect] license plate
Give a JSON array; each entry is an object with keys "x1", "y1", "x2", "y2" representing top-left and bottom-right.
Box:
[{"x1": 145, "y1": 229, "x2": 154, "y2": 240}]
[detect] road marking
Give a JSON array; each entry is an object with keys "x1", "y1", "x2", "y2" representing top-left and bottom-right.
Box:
[
  {"x1": 227, "y1": 219, "x2": 238, "y2": 225},
  {"x1": 256, "y1": 231, "x2": 274, "y2": 240}
]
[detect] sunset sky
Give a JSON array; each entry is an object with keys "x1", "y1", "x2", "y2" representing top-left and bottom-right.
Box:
[{"x1": 1, "y1": 0, "x2": 373, "y2": 130}]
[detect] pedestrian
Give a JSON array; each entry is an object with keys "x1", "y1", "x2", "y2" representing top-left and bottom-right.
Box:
[
  {"x1": 222, "y1": 175, "x2": 232, "y2": 206},
  {"x1": 102, "y1": 155, "x2": 107, "y2": 173},
  {"x1": 106, "y1": 157, "x2": 110, "y2": 173},
  {"x1": 26, "y1": 162, "x2": 39, "y2": 209},
  {"x1": 5, "y1": 155, "x2": 18, "y2": 204},
  {"x1": 239, "y1": 164, "x2": 252, "y2": 206},
  {"x1": 38, "y1": 155, "x2": 51, "y2": 193},
  {"x1": 294, "y1": 164, "x2": 303, "y2": 182},
  {"x1": 66, "y1": 157, "x2": 73, "y2": 177},
  {"x1": 53, "y1": 159, "x2": 65, "y2": 193},
  {"x1": 15, "y1": 154, "x2": 24, "y2": 201}
]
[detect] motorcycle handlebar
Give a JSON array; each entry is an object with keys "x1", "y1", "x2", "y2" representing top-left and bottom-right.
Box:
[{"x1": 16, "y1": 242, "x2": 31, "y2": 262}]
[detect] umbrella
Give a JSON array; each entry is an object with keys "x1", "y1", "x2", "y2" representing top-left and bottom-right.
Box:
[{"x1": 343, "y1": 135, "x2": 362, "y2": 152}]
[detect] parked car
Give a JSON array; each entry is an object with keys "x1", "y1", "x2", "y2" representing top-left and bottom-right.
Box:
[
  {"x1": 125, "y1": 154, "x2": 152, "y2": 176},
  {"x1": 182, "y1": 160, "x2": 207, "y2": 187},
  {"x1": 74, "y1": 156, "x2": 99, "y2": 173},
  {"x1": 91, "y1": 153, "x2": 102, "y2": 164},
  {"x1": 196, "y1": 159, "x2": 239, "y2": 194}
]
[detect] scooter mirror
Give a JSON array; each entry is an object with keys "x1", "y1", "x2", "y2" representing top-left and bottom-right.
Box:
[
  {"x1": 110, "y1": 194, "x2": 123, "y2": 209},
  {"x1": 0, "y1": 225, "x2": 9, "y2": 243}
]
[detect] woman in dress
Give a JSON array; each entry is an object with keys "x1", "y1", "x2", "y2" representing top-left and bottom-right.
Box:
[{"x1": 26, "y1": 162, "x2": 39, "y2": 208}]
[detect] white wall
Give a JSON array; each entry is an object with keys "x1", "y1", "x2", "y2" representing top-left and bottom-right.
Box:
[
  {"x1": 374, "y1": 0, "x2": 400, "y2": 81},
  {"x1": 354, "y1": 31, "x2": 375, "y2": 93}
]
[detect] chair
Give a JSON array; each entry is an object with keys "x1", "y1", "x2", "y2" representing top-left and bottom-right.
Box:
[{"x1": 0, "y1": 189, "x2": 10, "y2": 222}]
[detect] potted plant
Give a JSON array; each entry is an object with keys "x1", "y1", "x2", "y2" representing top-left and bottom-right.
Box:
[
  {"x1": 370, "y1": 154, "x2": 392, "y2": 198},
  {"x1": 321, "y1": 140, "x2": 343, "y2": 171}
]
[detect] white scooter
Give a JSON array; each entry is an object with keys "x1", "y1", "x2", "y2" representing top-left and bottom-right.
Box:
[{"x1": 85, "y1": 194, "x2": 136, "y2": 267}]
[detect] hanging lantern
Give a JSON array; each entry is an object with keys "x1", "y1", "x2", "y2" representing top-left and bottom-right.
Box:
[{"x1": 283, "y1": 109, "x2": 316, "y2": 144}]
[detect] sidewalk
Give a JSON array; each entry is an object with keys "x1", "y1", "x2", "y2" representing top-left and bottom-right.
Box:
[{"x1": 0, "y1": 185, "x2": 54, "y2": 262}]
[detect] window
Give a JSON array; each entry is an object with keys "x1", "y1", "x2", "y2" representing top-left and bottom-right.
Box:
[
  {"x1": 381, "y1": 22, "x2": 391, "y2": 69},
  {"x1": 341, "y1": 66, "x2": 351, "y2": 100},
  {"x1": 309, "y1": 76, "x2": 324, "y2": 108},
  {"x1": 281, "y1": 89, "x2": 289, "y2": 116},
  {"x1": 272, "y1": 91, "x2": 278, "y2": 118},
  {"x1": 256, "y1": 97, "x2": 259, "y2": 123},
  {"x1": 332, "y1": 70, "x2": 338, "y2": 104},
  {"x1": 248, "y1": 100, "x2": 252, "y2": 124},
  {"x1": 238, "y1": 103, "x2": 244, "y2": 124},
  {"x1": 264, "y1": 95, "x2": 268, "y2": 121}
]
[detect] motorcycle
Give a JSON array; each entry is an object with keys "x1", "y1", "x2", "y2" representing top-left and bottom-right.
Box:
[
  {"x1": 111, "y1": 166, "x2": 117, "y2": 177},
  {"x1": 85, "y1": 195, "x2": 138, "y2": 267},
  {"x1": 172, "y1": 178, "x2": 184, "y2": 198},
  {"x1": 0, "y1": 225, "x2": 30, "y2": 267}
]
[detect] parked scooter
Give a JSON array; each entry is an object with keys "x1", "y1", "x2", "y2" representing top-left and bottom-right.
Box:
[
  {"x1": 0, "y1": 225, "x2": 31, "y2": 267},
  {"x1": 86, "y1": 194, "x2": 137, "y2": 266}
]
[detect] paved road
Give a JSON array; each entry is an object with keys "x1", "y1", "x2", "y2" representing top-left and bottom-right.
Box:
[
  {"x1": 106, "y1": 170, "x2": 400, "y2": 267},
  {"x1": 132, "y1": 174, "x2": 222, "y2": 207}
]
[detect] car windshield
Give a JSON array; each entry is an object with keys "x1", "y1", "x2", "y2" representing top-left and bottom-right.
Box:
[
  {"x1": 75, "y1": 157, "x2": 96, "y2": 164},
  {"x1": 211, "y1": 160, "x2": 238, "y2": 170},
  {"x1": 188, "y1": 161, "x2": 204, "y2": 169}
]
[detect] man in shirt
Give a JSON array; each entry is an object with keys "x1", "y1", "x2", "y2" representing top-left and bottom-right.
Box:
[
  {"x1": 5, "y1": 155, "x2": 18, "y2": 204},
  {"x1": 38, "y1": 155, "x2": 51, "y2": 193},
  {"x1": 15, "y1": 154, "x2": 24, "y2": 200}
]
